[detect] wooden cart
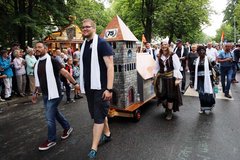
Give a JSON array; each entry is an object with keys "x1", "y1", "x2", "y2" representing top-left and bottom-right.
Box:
[{"x1": 108, "y1": 95, "x2": 155, "y2": 121}]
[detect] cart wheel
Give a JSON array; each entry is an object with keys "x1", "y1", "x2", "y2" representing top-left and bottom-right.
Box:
[{"x1": 133, "y1": 109, "x2": 141, "y2": 122}]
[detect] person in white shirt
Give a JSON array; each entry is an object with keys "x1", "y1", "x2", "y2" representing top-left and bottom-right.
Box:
[
  {"x1": 25, "y1": 48, "x2": 37, "y2": 94},
  {"x1": 145, "y1": 42, "x2": 157, "y2": 61},
  {"x1": 13, "y1": 49, "x2": 26, "y2": 96},
  {"x1": 206, "y1": 42, "x2": 218, "y2": 62}
]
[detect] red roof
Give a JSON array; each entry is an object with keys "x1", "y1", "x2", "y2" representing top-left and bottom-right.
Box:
[{"x1": 100, "y1": 15, "x2": 138, "y2": 42}]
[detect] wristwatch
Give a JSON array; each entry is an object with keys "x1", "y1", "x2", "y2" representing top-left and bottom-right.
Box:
[
  {"x1": 73, "y1": 82, "x2": 78, "y2": 86},
  {"x1": 106, "y1": 88, "x2": 113, "y2": 93}
]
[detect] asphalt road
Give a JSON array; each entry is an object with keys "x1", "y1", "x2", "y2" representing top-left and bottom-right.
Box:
[{"x1": 1, "y1": 77, "x2": 240, "y2": 160}]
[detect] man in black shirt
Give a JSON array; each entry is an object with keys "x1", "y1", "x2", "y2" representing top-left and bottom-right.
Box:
[
  {"x1": 173, "y1": 39, "x2": 188, "y2": 93},
  {"x1": 232, "y1": 44, "x2": 240, "y2": 83},
  {"x1": 32, "y1": 42, "x2": 80, "y2": 151},
  {"x1": 187, "y1": 44, "x2": 198, "y2": 87},
  {"x1": 80, "y1": 19, "x2": 114, "y2": 159}
]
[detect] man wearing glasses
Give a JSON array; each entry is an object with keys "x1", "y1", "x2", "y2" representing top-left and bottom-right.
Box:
[{"x1": 79, "y1": 19, "x2": 114, "y2": 159}]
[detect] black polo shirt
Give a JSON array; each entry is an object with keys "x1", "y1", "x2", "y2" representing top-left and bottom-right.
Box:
[
  {"x1": 175, "y1": 47, "x2": 188, "y2": 68},
  {"x1": 37, "y1": 58, "x2": 63, "y2": 96},
  {"x1": 82, "y1": 37, "x2": 113, "y2": 90}
]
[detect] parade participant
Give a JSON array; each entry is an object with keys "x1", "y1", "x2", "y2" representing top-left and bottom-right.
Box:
[
  {"x1": 206, "y1": 42, "x2": 218, "y2": 62},
  {"x1": 217, "y1": 43, "x2": 234, "y2": 98},
  {"x1": 0, "y1": 50, "x2": 13, "y2": 100},
  {"x1": 173, "y1": 39, "x2": 188, "y2": 93},
  {"x1": 193, "y1": 46, "x2": 215, "y2": 114},
  {"x1": 154, "y1": 40, "x2": 183, "y2": 120},
  {"x1": 145, "y1": 42, "x2": 157, "y2": 60},
  {"x1": 25, "y1": 48, "x2": 37, "y2": 94},
  {"x1": 187, "y1": 44, "x2": 198, "y2": 88},
  {"x1": 79, "y1": 19, "x2": 114, "y2": 159},
  {"x1": 32, "y1": 42, "x2": 80, "y2": 151},
  {"x1": 231, "y1": 44, "x2": 240, "y2": 83}
]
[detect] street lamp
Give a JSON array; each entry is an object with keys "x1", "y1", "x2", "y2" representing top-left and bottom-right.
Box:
[
  {"x1": 233, "y1": 0, "x2": 237, "y2": 43},
  {"x1": 234, "y1": 16, "x2": 236, "y2": 43}
]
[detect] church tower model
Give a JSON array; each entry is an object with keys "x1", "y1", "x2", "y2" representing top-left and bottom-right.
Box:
[{"x1": 100, "y1": 16, "x2": 138, "y2": 109}]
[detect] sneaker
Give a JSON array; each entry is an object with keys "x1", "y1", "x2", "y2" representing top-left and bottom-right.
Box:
[
  {"x1": 66, "y1": 99, "x2": 75, "y2": 104},
  {"x1": 38, "y1": 140, "x2": 56, "y2": 151},
  {"x1": 0, "y1": 98, "x2": 5, "y2": 102},
  {"x1": 88, "y1": 149, "x2": 97, "y2": 159},
  {"x1": 199, "y1": 110, "x2": 204, "y2": 114},
  {"x1": 225, "y1": 94, "x2": 232, "y2": 98},
  {"x1": 99, "y1": 134, "x2": 112, "y2": 145},
  {"x1": 4, "y1": 97, "x2": 11, "y2": 101},
  {"x1": 61, "y1": 127, "x2": 73, "y2": 140},
  {"x1": 74, "y1": 95, "x2": 83, "y2": 99}
]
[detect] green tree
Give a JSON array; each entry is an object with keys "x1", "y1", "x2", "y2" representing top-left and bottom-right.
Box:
[
  {"x1": 74, "y1": 0, "x2": 112, "y2": 34},
  {"x1": 223, "y1": 0, "x2": 239, "y2": 43},
  {"x1": 111, "y1": 0, "x2": 210, "y2": 43},
  {"x1": 0, "y1": 0, "x2": 78, "y2": 48}
]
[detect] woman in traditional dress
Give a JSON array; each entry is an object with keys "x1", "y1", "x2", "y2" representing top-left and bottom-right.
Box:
[
  {"x1": 193, "y1": 46, "x2": 216, "y2": 114},
  {"x1": 154, "y1": 40, "x2": 183, "y2": 120}
]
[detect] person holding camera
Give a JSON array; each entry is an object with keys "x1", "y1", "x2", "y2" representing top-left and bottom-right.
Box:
[{"x1": 217, "y1": 43, "x2": 234, "y2": 98}]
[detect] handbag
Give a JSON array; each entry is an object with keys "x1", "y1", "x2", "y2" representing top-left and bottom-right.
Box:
[
  {"x1": 212, "y1": 65, "x2": 221, "y2": 76},
  {"x1": 199, "y1": 93, "x2": 215, "y2": 107}
]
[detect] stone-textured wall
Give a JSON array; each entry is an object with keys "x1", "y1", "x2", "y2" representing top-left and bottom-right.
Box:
[{"x1": 112, "y1": 41, "x2": 138, "y2": 109}]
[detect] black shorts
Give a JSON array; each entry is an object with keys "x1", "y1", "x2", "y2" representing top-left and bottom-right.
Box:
[{"x1": 85, "y1": 88, "x2": 109, "y2": 124}]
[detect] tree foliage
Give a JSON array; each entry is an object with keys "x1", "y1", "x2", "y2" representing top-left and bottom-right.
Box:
[
  {"x1": 0, "y1": 0, "x2": 112, "y2": 48},
  {"x1": 223, "y1": 0, "x2": 240, "y2": 43},
  {"x1": 111, "y1": 0, "x2": 210, "y2": 43},
  {"x1": 0, "y1": 0, "x2": 78, "y2": 48}
]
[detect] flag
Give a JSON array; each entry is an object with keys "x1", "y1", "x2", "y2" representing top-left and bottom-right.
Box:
[
  {"x1": 221, "y1": 31, "x2": 224, "y2": 43},
  {"x1": 142, "y1": 34, "x2": 147, "y2": 43},
  {"x1": 140, "y1": 34, "x2": 147, "y2": 52}
]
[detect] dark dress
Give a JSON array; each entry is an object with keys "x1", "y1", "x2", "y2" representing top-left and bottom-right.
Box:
[
  {"x1": 193, "y1": 58, "x2": 215, "y2": 111},
  {"x1": 154, "y1": 54, "x2": 182, "y2": 112}
]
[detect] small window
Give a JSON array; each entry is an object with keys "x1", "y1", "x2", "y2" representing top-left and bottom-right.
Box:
[
  {"x1": 118, "y1": 65, "x2": 122, "y2": 72},
  {"x1": 114, "y1": 65, "x2": 117, "y2": 72},
  {"x1": 113, "y1": 42, "x2": 117, "y2": 49}
]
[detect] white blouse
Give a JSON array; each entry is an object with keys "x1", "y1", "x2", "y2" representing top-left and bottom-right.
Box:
[{"x1": 153, "y1": 54, "x2": 182, "y2": 79}]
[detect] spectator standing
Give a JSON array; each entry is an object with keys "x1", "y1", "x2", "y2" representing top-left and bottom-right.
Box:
[
  {"x1": 0, "y1": 50, "x2": 13, "y2": 100},
  {"x1": 25, "y1": 48, "x2": 37, "y2": 94},
  {"x1": 72, "y1": 59, "x2": 82, "y2": 99},
  {"x1": 13, "y1": 49, "x2": 27, "y2": 96},
  {"x1": 62, "y1": 57, "x2": 75, "y2": 104}
]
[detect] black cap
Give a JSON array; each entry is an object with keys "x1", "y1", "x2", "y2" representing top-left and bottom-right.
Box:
[{"x1": 176, "y1": 39, "x2": 182, "y2": 43}]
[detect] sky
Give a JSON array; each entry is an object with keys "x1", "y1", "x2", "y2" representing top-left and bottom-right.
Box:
[{"x1": 202, "y1": 0, "x2": 228, "y2": 37}]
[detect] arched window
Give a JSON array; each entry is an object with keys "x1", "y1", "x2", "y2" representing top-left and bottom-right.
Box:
[{"x1": 128, "y1": 87, "x2": 134, "y2": 104}]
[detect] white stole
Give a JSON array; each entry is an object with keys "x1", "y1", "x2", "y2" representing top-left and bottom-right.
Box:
[
  {"x1": 194, "y1": 56, "x2": 213, "y2": 94},
  {"x1": 174, "y1": 46, "x2": 184, "y2": 71},
  {"x1": 34, "y1": 54, "x2": 59, "y2": 100},
  {"x1": 80, "y1": 34, "x2": 101, "y2": 93}
]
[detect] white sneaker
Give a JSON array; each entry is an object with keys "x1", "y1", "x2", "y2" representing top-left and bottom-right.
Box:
[{"x1": 0, "y1": 98, "x2": 5, "y2": 102}]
